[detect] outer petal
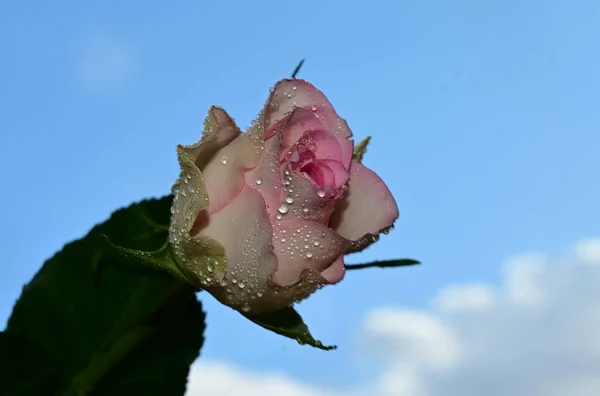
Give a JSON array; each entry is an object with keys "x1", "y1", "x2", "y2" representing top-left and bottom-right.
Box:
[
  {"x1": 271, "y1": 221, "x2": 350, "y2": 286},
  {"x1": 264, "y1": 79, "x2": 335, "y2": 130},
  {"x1": 169, "y1": 147, "x2": 228, "y2": 288},
  {"x1": 201, "y1": 133, "x2": 264, "y2": 214},
  {"x1": 244, "y1": 126, "x2": 284, "y2": 220},
  {"x1": 201, "y1": 184, "x2": 278, "y2": 312},
  {"x1": 319, "y1": 255, "x2": 346, "y2": 284},
  {"x1": 329, "y1": 161, "x2": 399, "y2": 252},
  {"x1": 177, "y1": 106, "x2": 240, "y2": 172}
]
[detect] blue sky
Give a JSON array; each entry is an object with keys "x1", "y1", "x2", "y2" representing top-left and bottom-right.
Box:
[{"x1": 2, "y1": 1, "x2": 600, "y2": 395}]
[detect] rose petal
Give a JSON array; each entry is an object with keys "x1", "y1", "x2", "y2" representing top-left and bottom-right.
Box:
[
  {"x1": 319, "y1": 255, "x2": 346, "y2": 284},
  {"x1": 308, "y1": 105, "x2": 354, "y2": 168},
  {"x1": 304, "y1": 159, "x2": 349, "y2": 191},
  {"x1": 264, "y1": 79, "x2": 335, "y2": 131},
  {"x1": 178, "y1": 106, "x2": 240, "y2": 172},
  {"x1": 200, "y1": 184, "x2": 278, "y2": 310},
  {"x1": 271, "y1": 221, "x2": 350, "y2": 286},
  {"x1": 201, "y1": 130, "x2": 265, "y2": 214},
  {"x1": 244, "y1": 129, "x2": 283, "y2": 220},
  {"x1": 329, "y1": 161, "x2": 398, "y2": 251},
  {"x1": 169, "y1": 146, "x2": 228, "y2": 288},
  {"x1": 299, "y1": 130, "x2": 343, "y2": 164},
  {"x1": 261, "y1": 81, "x2": 353, "y2": 167},
  {"x1": 277, "y1": 163, "x2": 337, "y2": 225}
]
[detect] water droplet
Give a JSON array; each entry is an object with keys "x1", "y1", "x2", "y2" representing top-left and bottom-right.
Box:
[
  {"x1": 304, "y1": 244, "x2": 309, "y2": 249},
  {"x1": 278, "y1": 203, "x2": 289, "y2": 214},
  {"x1": 276, "y1": 213, "x2": 283, "y2": 220},
  {"x1": 310, "y1": 106, "x2": 317, "y2": 112},
  {"x1": 313, "y1": 240, "x2": 320, "y2": 246},
  {"x1": 281, "y1": 237, "x2": 286, "y2": 242},
  {"x1": 292, "y1": 86, "x2": 297, "y2": 90},
  {"x1": 285, "y1": 195, "x2": 294, "y2": 204},
  {"x1": 241, "y1": 305, "x2": 251, "y2": 312},
  {"x1": 220, "y1": 156, "x2": 228, "y2": 164},
  {"x1": 231, "y1": 278, "x2": 238, "y2": 284},
  {"x1": 219, "y1": 279, "x2": 228, "y2": 287},
  {"x1": 305, "y1": 252, "x2": 313, "y2": 258},
  {"x1": 207, "y1": 265, "x2": 213, "y2": 273},
  {"x1": 238, "y1": 282, "x2": 245, "y2": 289},
  {"x1": 256, "y1": 178, "x2": 263, "y2": 185},
  {"x1": 317, "y1": 190, "x2": 326, "y2": 198},
  {"x1": 302, "y1": 207, "x2": 309, "y2": 213},
  {"x1": 257, "y1": 292, "x2": 263, "y2": 297}
]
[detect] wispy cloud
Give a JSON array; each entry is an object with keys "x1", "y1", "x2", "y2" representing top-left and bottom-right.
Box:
[
  {"x1": 75, "y1": 33, "x2": 135, "y2": 92},
  {"x1": 187, "y1": 237, "x2": 600, "y2": 396}
]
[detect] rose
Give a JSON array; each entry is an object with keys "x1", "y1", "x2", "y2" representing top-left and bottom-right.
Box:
[{"x1": 169, "y1": 79, "x2": 398, "y2": 314}]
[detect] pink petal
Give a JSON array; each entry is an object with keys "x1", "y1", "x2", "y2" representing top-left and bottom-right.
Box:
[
  {"x1": 276, "y1": 163, "x2": 337, "y2": 225},
  {"x1": 264, "y1": 79, "x2": 335, "y2": 130},
  {"x1": 244, "y1": 131, "x2": 283, "y2": 220},
  {"x1": 294, "y1": 129, "x2": 343, "y2": 164},
  {"x1": 271, "y1": 221, "x2": 350, "y2": 286},
  {"x1": 308, "y1": 159, "x2": 350, "y2": 190},
  {"x1": 308, "y1": 105, "x2": 354, "y2": 168},
  {"x1": 199, "y1": 184, "x2": 278, "y2": 308},
  {"x1": 179, "y1": 106, "x2": 241, "y2": 170},
  {"x1": 329, "y1": 161, "x2": 398, "y2": 249},
  {"x1": 201, "y1": 131, "x2": 264, "y2": 214},
  {"x1": 319, "y1": 255, "x2": 346, "y2": 284}
]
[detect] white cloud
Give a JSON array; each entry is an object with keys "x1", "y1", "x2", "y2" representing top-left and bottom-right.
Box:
[
  {"x1": 76, "y1": 33, "x2": 135, "y2": 92},
  {"x1": 186, "y1": 237, "x2": 600, "y2": 396},
  {"x1": 186, "y1": 361, "x2": 339, "y2": 396}
]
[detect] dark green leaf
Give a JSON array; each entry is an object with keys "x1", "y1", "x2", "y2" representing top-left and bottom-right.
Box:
[
  {"x1": 244, "y1": 306, "x2": 336, "y2": 351},
  {"x1": 0, "y1": 332, "x2": 66, "y2": 395},
  {"x1": 102, "y1": 238, "x2": 190, "y2": 286},
  {"x1": 291, "y1": 59, "x2": 305, "y2": 78},
  {"x1": 3, "y1": 195, "x2": 205, "y2": 396},
  {"x1": 345, "y1": 258, "x2": 421, "y2": 271}
]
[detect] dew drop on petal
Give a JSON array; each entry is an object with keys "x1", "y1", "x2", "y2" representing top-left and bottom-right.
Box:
[
  {"x1": 276, "y1": 213, "x2": 283, "y2": 220},
  {"x1": 220, "y1": 156, "x2": 228, "y2": 164},
  {"x1": 305, "y1": 252, "x2": 313, "y2": 258},
  {"x1": 256, "y1": 178, "x2": 263, "y2": 185},
  {"x1": 317, "y1": 190, "x2": 326, "y2": 198},
  {"x1": 278, "y1": 203, "x2": 289, "y2": 214},
  {"x1": 238, "y1": 282, "x2": 245, "y2": 289},
  {"x1": 285, "y1": 195, "x2": 294, "y2": 204}
]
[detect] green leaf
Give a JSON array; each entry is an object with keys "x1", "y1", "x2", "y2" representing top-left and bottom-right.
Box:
[
  {"x1": 102, "y1": 238, "x2": 190, "y2": 286},
  {"x1": 291, "y1": 58, "x2": 305, "y2": 78},
  {"x1": 345, "y1": 258, "x2": 421, "y2": 271},
  {"x1": 352, "y1": 136, "x2": 371, "y2": 163},
  {"x1": 0, "y1": 332, "x2": 66, "y2": 395},
  {"x1": 244, "y1": 306, "x2": 336, "y2": 351},
  {"x1": 3, "y1": 195, "x2": 205, "y2": 396}
]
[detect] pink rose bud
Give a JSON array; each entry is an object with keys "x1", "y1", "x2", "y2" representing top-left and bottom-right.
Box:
[{"x1": 169, "y1": 79, "x2": 398, "y2": 314}]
